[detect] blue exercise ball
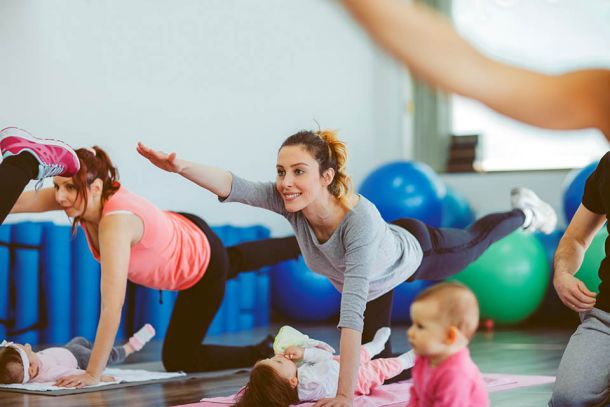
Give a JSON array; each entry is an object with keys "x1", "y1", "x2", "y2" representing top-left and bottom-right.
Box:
[
  {"x1": 563, "y1": 161, "x2": 597, "y2": 223},
  {"x1": 442, "y1": 186, "x2": 475, "y2": 228},
  {"x1": 391, "y1": 280, "x2": 437, "y2": 323},
  {"x1": 360, "y1": 161, "x2": 446, "y2": 226},
  {"x1": 534, "y1": 229, "x2": 565, "y2": 269},
  {"x1": 271, "y1": 256, "x2": 341, "y2": 322}
]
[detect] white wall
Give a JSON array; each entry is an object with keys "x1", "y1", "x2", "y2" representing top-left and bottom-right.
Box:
[{"x1": 0, "y1": 0, "x2": 410, "y2": 235}]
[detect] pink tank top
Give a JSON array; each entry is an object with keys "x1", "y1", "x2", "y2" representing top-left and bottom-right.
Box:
[{"x1": 82, "y1": 186, "x2": 211, "y2": 290}]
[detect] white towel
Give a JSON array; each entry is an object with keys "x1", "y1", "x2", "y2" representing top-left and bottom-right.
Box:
[{"x1": 0, "y1": 367, "x2": 185, "y2": 392}]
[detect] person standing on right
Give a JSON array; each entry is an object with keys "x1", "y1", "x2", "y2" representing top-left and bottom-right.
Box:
[{"x1": 550, "y1": 151, "x2": 610, "y2": 406}]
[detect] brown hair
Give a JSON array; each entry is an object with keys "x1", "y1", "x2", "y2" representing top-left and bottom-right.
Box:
[
  {"x1": 233, "y1": 363, "x2": 299, "y2": 407},
  {"x1": 413, "y1": 282, "x2": 480, "y2": 340},
  {"x1": 280, "y1": 130, "x2": 353, "y2": 205},
  {"x1": 0, "y1": 347, "x2": 24, "y2": 384},
  {"x1": 70, "y1": 146, "x2": 120, "y2": 233}
]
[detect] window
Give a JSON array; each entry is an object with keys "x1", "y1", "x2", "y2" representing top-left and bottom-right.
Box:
[{"x1": 451, "y1": 0, "x2": 610, "y2": 171}]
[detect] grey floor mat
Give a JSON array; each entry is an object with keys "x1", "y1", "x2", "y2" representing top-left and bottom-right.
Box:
[{"x1": 0, "y1": 362, "x2": 250, "y2": 396}]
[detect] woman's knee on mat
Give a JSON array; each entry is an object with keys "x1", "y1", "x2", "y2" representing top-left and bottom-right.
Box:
[{"x1": 162, "y1": 351, "x2": 196, "y2": 372}]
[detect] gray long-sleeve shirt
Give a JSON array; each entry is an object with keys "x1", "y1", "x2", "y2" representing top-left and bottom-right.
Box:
[{"x1": 221, "y1": 175, "x2": 423, "y2": 332}]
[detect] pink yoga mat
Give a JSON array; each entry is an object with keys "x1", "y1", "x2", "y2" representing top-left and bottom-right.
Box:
[{"x1": 182, "y1": 373, "x2": 555, "y2": 407}]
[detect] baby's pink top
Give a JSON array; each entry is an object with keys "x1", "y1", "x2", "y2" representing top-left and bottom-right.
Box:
[
  {"x1": 30, "y1": 348, "x2": 82, "y2": 383},
  {"x1": 407, "y1": 347, "x2": 489, "y2": 407},
  {"x1": 82, "y1": 186, "x2": 211, "y2": 290}
]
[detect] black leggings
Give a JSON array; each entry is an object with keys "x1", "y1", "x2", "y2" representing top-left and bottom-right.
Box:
[
  {"x1": 0, "y1": 153, "x2": 38, "y2": 224},
  {"x1": 162, "y1": 212, "x2": 301, "y2": 372},
  {"x1": 363, "y1": 210, "x2": 526, "y2": 360}
]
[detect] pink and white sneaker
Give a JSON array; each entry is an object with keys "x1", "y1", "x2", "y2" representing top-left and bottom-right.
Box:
[
  {"x1": 0, "y1": 127, "x2": 80, "y2": 180},
  {"x1": 129, "y1": 323, "x2": 156, "y2": 351}
]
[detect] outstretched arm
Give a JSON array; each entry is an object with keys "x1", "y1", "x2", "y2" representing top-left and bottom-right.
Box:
[
  {"x1": 137, "y1": 142, "x2": 233, "y2": 198},
  {"x1": 341, "y1": 0, "x2": 610, "y2": 137}
]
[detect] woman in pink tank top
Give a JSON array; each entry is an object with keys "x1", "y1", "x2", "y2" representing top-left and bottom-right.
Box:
[{"x1": 9, "y1": 144, "x2": 300, "y2": 388}]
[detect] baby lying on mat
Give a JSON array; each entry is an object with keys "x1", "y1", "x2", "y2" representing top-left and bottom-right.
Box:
[
  {"x1": 0, "y1": 324, "x2": 155, "y2": 385},
  {"x1": 234, "y1": 325, "x2": 415, "y2": 406}
]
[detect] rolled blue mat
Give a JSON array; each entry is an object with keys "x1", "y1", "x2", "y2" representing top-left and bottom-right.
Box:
[
  {"x1": 207, "y1": 302, "x2": 224, "y2": 336},
  {"x1": 11, "y1": 222, "x2": 43, "y2": 345},
  {"x1": 41, "y1": 224, "x2": 72, "y2": 345},
  {"x1": 133, "y1": 286, "x2": 177, "y2": 340},
  {"x1": 224, "y1": 280, "x2": 239, "y2": 332},
  {"x1": 238, "y1": 273, "x2": 256, "y2": 330},
  {"x1": 71, "y1": 228, "x2": 100, "y2": 340},
  {"x1": 253, "y1": 226, "x2": 271, "y2": 327},
  {"x1": 255, "y1": 225, "x2": 270, "y2": 240},
  {"x1": 255, "y1": 268, "x2": 271, "y2": 327},
  {"x1": 0, "y1": 225, "x2": 12, "y2": 339}
]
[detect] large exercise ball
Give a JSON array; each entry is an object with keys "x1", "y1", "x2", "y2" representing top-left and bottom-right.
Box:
[
  {"x1": 442, "y1": 186, "x2": 475, "y2": 228},
  {"x1": 271, "y1": 256, "x2": 341, "y2": 322},
  {"x1": 563, "y1": 161, "x2": 597, "y2": 223},
  {"x1": 391, "y1": 280, "x2": 438, "y2": 323},
  {"x1": 450, "y1": 231, "x2": 548, "y2": 325},
  {"x1": 360, "y1": 161, "x2": 446, "y2": 226},
  {"x1": 575, "y1": 228, "x2": 607, "y2": 293}
]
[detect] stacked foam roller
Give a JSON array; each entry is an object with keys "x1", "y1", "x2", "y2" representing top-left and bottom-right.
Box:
[{"x1": 0, "y1": 222, "x2": 271, "y2": 345}]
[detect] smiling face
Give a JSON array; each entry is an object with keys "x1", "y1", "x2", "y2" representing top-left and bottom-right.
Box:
[
  {"x1": 275, "y1": 145, "x2": 334, "y2": 213},
  {"x1": 256, "y1": 354, "x2": 298, "y2": 387},
  {"x1": 407, "y1": 300, "x2": 451, "y2": 358}
]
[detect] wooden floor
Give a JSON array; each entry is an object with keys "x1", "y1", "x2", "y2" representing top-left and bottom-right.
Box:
[{"x1": 0, "y1": 325, "x2": 573, "y2": 407}]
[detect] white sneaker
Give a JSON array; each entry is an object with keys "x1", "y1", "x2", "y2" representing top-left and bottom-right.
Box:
[{"x1": 511, "y1": 187, "x2": 557, "y2": 234}]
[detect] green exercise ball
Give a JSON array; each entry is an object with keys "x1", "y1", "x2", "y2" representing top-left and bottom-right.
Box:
[
  {"x1": 575, "y1": 229, "x2": 607, "y2": 293},
  {"x1": 449, "y1": 231, "x2": 548, "y2": 325}
]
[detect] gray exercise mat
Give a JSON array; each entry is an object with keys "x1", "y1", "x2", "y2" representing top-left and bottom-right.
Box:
[{"x1": 0, "y1": 362, "x2": 250, "y2": 396}]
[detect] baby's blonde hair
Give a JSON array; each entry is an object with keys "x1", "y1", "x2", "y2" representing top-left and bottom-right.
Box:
[{"x1": 413, "y1": 282, "x2": 480, "y2": 340}]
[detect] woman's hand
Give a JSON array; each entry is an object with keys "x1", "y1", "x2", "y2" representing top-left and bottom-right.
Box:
[
  {"x1": 314, "y1": 395, "x2": 353, "y2": 407},
  {"x1": 283, "y1": 346, "x2": 304, "y2": 361},
  {"x1": 54, "y1": 372, "x2": 101, "y2": 388},
  {"x1": 553, "y1": 271, "x2": 596, "y2": 312},
  {"x1": 136, "y1": 142, "x2": 184, "y2": 173}
]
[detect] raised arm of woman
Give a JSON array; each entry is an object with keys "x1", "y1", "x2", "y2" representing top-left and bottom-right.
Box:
[
  {"x1": 341, "y1": 0, "x2": 610, "y2": 138},
  {"x1": 137, "y1": 142, "x2": 233, "y2": 198},
  {"x1": 54, "y1": 214, "x2": 137, "y2": 388}
]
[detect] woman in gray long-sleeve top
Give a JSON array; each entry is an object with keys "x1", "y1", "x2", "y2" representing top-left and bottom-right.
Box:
[{"x1": 137, "y1": 130, "x2": 557, "y2": 407}]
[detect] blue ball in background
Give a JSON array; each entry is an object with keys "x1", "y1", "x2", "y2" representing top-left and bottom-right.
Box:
[
  {"x1": 442, "y1": 186, "x2": 475, "y2": 228},
  {"x1": 563, "y1": 161, "x2": 597, "y2": 223},
  {"x1": 271, "y1": 256, "x2": 341, "y2": 322},
  {"x1": 391, "y1": 280, "x2": 437, "y2": 323},
  {"x1": 360, "y1": 161, "x2": 446, "y2": 226},
  {"x1": 534, "y1": 229, "x2": 565, "y2": 269}
]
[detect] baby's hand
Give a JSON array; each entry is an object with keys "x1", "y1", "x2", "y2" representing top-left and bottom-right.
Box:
[{"x1": 283, "y1": 346, "x2": 304, "y2": 361}]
